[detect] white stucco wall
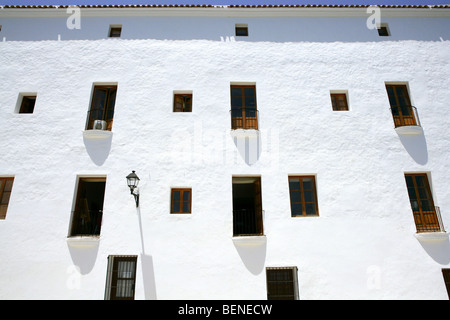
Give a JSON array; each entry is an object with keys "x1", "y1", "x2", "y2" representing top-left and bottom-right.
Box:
[{"x1": 0, "y1": 6, "x2": 449, "y2": 300}]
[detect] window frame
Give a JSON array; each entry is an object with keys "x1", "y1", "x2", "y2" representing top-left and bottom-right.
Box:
[
  {"x1": 404, "y1": 173, "x2": 440, "y2": 233},
  {"x1": 0, "y1": 177, "x2": 14, "y2": 220},
  {"x1": 69, "y1": 176, "x2": 106, "y2": 237},
  {"x1": 288, "y1": 175, "x2": 319, "y2": 217},
  {"x1": 230, "y1": 84, "x2": 258, "y2": 130},
  {"x1": 170, "y1": 188, "x2": 192, "y2": 214},
  {"x1": 266, "y1": 267, "x2": 299, "y2": 300}
]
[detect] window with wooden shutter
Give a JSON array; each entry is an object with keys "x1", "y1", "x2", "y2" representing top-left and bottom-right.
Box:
[{"x1": 266, "y1": 267, "x2": 299, "y2": 300}]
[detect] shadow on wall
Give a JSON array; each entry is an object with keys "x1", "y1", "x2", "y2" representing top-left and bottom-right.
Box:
[
  {"x1": 397, "y1": 131, "x2": 428, "y2": 165},
  {"x1": 83, "y1": 134, "x2": 113, "y2": 166},
  {"x1": 67, "y1": 241, "x2": 99, "y2": 275},
  {"x1": 141, "y1": 254, "x2": 157, "y2": 300},
  {"x1": 417, "y1": 237, "x2": 450, "y2": 264},
  {"x1": 233, "y1": 241, "x2": 267, "y2": 275},
  {"x1": 232, "y1": 133, "x2": 261, "y2": 165}
]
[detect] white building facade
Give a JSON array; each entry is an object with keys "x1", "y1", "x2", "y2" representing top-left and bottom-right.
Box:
[{"x1": 0, "y1": 4, "x2": 450, "y2": 300}]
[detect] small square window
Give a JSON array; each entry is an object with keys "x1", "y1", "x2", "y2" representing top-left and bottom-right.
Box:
[
  {"x1": 377, "y1": 24, "x2": 390, "y2": 36},
  {"x1": 19, "y1": 95, "x2": 36, "y2": 113},
  {"x1": 171, "y1": 188, "x2": 191, "y2": 214},
  {"x1": 173, "y1": 93, "x2": 192, "y2": 112},
  {"x1": 330, "y1": 93, "x2": 349, "y2": 111},
  {"x1": 235, "y1": 24, "x2": 248, "y2": 37},
  {"x1": 109, "y1": 25, "x2": 122, "y2": 37}
]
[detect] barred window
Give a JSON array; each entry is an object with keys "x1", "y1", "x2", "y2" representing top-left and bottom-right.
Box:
[
  {"x1": 266, "y1": 267, "x2": 299, "y2": 300},
  {"x1": 105, "y1": 255, "x2": 138, "y2": 300},
  {"x1": 330, "y1": 93, "x2": 348, "y2": 111}
]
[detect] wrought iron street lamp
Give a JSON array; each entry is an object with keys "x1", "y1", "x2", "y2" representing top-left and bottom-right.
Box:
[{"x1": 126, "y1": 170, "x2": 140, "y2": 207}]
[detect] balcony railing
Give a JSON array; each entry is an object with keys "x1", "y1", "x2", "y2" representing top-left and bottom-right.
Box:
[
  {"x1": 233, "y1": 209, "x2": 263, "y2": 236},
  {"x1": 85, "y1": 109, "x2": 114, "y2": 131},
  {"x1": 69, "y1": 209, "x2": 103, "y2": 237},
  {"x1": 390, "y1": 105, "x2": 421, "y2": 128},
  {"x1": 230, "y1": 108, "x2": 259, "y2": 130},
  {"x1": 414, "y1": 206, "x2": 445, "y2": 233}
]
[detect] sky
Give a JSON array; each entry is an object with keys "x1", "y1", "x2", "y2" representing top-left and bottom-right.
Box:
[{"x1": 0, "y1": 0, "x2": 447, "y2": 6}]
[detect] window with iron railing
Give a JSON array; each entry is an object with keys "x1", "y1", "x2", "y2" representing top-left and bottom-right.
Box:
[
  {"x1": 86, "y1": 85, "x2": 117, "y2": 131},
  {"x1": 404, "y1": 173, "x2": 445, "y2": 233},
  {"x1": 386, "y1": 84, "x2": 420, "y2": 128},
  {"x1": 230, "y1": 85, "x2": 258, "y2": 130},
  {"x1": 232, "y1": 177, "x2": 263, "y2": 236},
  {"x1": 69, "y1": 177, "x2": 106, "y2": 237}
]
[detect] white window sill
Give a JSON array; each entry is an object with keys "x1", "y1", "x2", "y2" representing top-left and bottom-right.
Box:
[
  {"x1": 395, "y1": 125, "x2": 423, "y2": 135},
  {"x1": 230, "y1": 129, "x2": 260, "y2": 138},
  {"x1": 66, "y1": 236, "x2": 100, "y2": 247},
  {"x1": 83, "y1": 129, "x2": 113, "y2": 140},
  {"x1": 232, "y1": 235, "x2": 266, "y2": 246},
  {"x1": 414, "y1": 232, "x2": 449, "y2": 242}
]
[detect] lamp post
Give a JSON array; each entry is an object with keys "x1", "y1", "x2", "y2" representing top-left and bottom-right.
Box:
[{"x1": 126, "y1": 170, "x2": 140, "y2": 207}]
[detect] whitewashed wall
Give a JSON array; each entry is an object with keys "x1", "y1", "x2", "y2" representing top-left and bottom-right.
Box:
[{"x1": 0, "y1": 6, "x2": 449, "y2": 299}]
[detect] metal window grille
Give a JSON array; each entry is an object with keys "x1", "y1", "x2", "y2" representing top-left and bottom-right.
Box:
[{"x1": 266, "y1": 267, "x2": 299, "y2": 300}]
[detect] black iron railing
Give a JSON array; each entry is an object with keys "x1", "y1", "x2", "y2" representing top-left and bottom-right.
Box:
[
  {"x1": 230, "y1": 108, "x2": 259, "y2": 130},
  {"x1": 233, "y1": 209, "x2": 263, "y2": 236},
  {"x1": 85, "y1": 109, "x2": 114, "y2": 131},
  {"x1": 69, "y1": 209, "x2": 103, "y2": 237},
  {"x1": 390, "y1": 105, "x2": 420, "y2": 128},
  {"x1": 414, "y1": 206, "x2": 446, "y2": 233}
]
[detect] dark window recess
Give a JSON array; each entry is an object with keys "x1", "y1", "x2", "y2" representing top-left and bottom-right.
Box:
[
  {"x1": 105, "y1": 255, "x2": 138, "y2": 300},
  {"x1": 109, "y1": 26, "x2": 122, "y2": 37},
  {"x1": 235, "y1": 25, "x2": 248, "y2": 36},
  {"x1": 86, "y1": 85, "x2": 117, "y2": 131},
  {"x1": 377, "y1": 25, "x2": 390, "y2": 36},
  {"x1": 19, "y1": 96, "x2": 36, "y2": 113},
  {"x1": 266, "y1": 267, "x2": 299, "y2": 300},
  {"x1": 171, "y1": 188, "x2": 191, "y2": 214},
  {"x1": 69, "y1": 177, "x2": 106, "y2": 237},
  {"x1": 442, "y1": 269, "x2": 450, "y2": 299},
  {"x1": 173, "y1": 94, "x2": 192, "y2": 112},
  {"x1": 0, "y1": 177, "x2": 14, "y2": 220},
  {"x1": 232, "y1": 177, "x2": 263, "y2": 236}
]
